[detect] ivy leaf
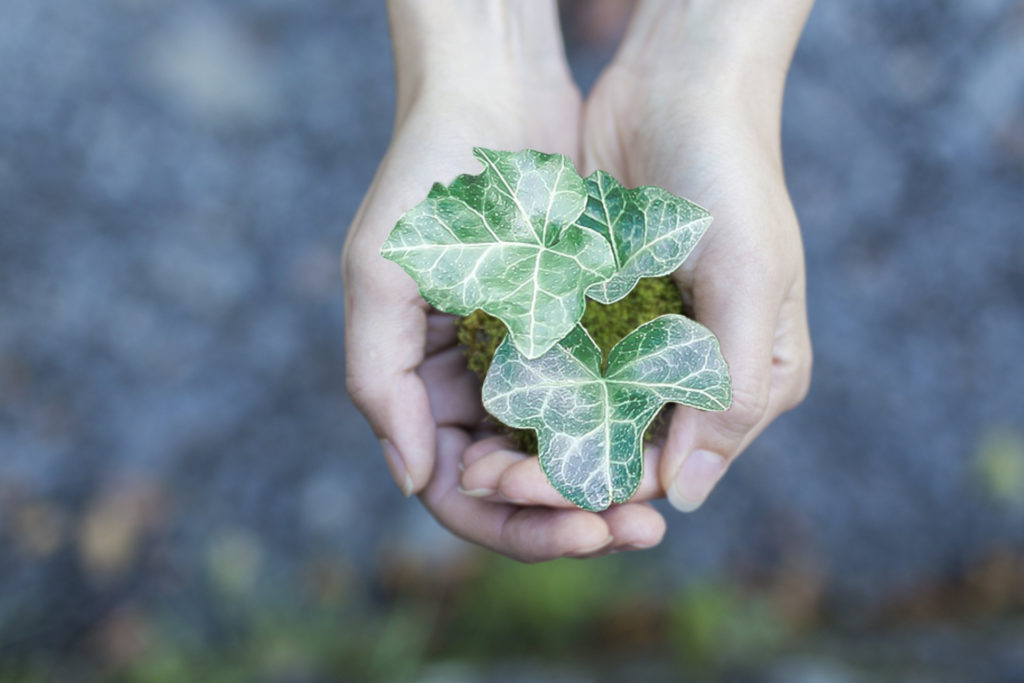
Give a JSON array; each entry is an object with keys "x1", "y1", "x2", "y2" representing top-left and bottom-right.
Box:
[
  {"x1": 381, "y1": 148, "x2": 615, "y2": 359},
  {"x1": 482, "y1": 314, "x2": 731, "y2": 511},
  {"x1": 577, "y1": 170, "x2": 713, "y2": 304}
]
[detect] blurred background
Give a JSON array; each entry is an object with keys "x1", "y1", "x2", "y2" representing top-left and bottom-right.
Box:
[{"x1": 1, "y1": 0, "x2": 1023, "y2": 681}]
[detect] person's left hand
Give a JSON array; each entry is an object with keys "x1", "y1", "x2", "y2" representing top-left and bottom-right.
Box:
[{"x1": 458, "y1": 0, "x2": 814, "y2": 516}]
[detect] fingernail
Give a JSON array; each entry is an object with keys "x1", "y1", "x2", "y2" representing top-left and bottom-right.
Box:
[
  {"x1": 571, "y1": 535, "x2": 614, "y2": 556},
  {"x1": 668, "y1": 450, "x2": 726, "y2": 513},
  {"x1": 622, "y1": 543, "x2": 655, "y2": 551},
  {"x1": 457, "y1": 486, "x2": 495, "y2": 498},
  {"x1": 381, "y1": 439, "x2": 414, "y2": 497},
  {"x1": 498, "y1": 494, "x2": 531, "y2": 506}
]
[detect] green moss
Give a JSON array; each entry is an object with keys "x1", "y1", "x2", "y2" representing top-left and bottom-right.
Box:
[{"x1": 457, "y1": 276, "x2": 687, "y2": 454}]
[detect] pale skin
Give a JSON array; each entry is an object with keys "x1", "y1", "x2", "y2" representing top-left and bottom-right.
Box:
[{"x1": 343, "y1": 0, "x2": 815, "y2": 561}]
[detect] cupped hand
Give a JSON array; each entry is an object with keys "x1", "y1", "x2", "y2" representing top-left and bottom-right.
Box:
[
  {"x1": 343, "y1": 82, "x2": 666, "y2": 560},
  {"x1": 462, "y1": 31, "x2": 813, "y2": 514}
]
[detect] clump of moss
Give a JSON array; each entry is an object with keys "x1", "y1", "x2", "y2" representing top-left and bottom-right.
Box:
[{"x1": 457, "y1": 276, "x2": 687, "y2": 454}]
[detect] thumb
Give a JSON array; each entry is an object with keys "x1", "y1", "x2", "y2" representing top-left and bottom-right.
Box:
[
  {"x1": 343, "y1": 236, "x2": 436, "y2": 496},
  {"x1": 660, "y1": 264, "x2": 778, "y2": 512}
]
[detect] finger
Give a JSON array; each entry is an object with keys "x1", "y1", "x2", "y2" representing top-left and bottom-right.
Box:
[
  {"x1": 769, "y1": 291, "x2": 813, "y2": 415},
  {"x1": 601, "y1": 503, "x2": 666, "y2": 552},
  {"x1": 486, "y1": 502, "x2": 665, "y2": 559},
  {"x1": 462, "y1": 434, "x2": 517, "y2": 469},
  {"x1": 500, "y1": 507, "x2": 615, "y2": 562},
  {"x1": 497, "y1": 453, "x2": 565, "y2": 506},
  {"x1": 423, "y1": 428, "x2": 613, "y2": 562},
  {"x1": 455, "y1": 442, "x2": 665, "y2": 555},
  {"x1": 417, "y1": 346, "x2": 485, "y2": 427},
  {"x1": 344, "y1": 236, "x2": 435, "y2": 496},
  {"x1": 425, "y1": 312, "x2": 460, "y2": 355},
  {"x1": 487, "y1": 444, "x2": 666, "y2": 508},
  {"x1": 459, "y1": 449, "x2": 526, "y2": 499},
  {"x1": 662, "y1": 260, "x2": 781, "y2": 513}
]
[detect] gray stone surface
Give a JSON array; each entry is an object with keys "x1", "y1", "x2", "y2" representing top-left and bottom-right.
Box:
[{"x1": 1, "y1": 0, "x2": 1023, "y2": 662}]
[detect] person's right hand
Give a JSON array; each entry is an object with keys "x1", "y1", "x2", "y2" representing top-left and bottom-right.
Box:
[{"x1": 342, "y1": 0, "x2": 668, "y2": 561}]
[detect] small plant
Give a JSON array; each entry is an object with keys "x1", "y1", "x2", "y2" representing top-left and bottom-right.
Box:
[
  {"x1": 457, "y1": 276, "x2": 689, "y2": 455},
  {"x1": 382, "y1": 148, "x2": 731, "y2": 511}
]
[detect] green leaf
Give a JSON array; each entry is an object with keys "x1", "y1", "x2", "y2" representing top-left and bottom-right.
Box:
[
  {"x1": 482, "y1": 314, "x2": 731, "y2": 511},
  {"x1": 577, "y1": 170, "x2": 713, "y2": 304},
  {"x1": 381, "y1": 148, "x2": 616, "y2": 359}
]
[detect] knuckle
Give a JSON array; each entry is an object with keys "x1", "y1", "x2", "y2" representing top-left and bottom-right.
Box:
[
  {"x1": 794, "y1": 360, "x2": 813, "y2": 404},
  {"x1": 778, "y1": 343, "x2": 814, "y2": 413},
  {"x1": 344, "y1": 365, "x2": 383, "y2": 416},
  {"x1": 723, "y1": 379, "x2": 771, "y2": 434},
  {"x1": 783, "y1": 358, "x2": 813, "y2": 412},
  {"x1": 339, "y1": 250, "x2": 354, "y2": 284},
  {"x1": 341, "y1": 231, "x2": 385, "y2": 286}
]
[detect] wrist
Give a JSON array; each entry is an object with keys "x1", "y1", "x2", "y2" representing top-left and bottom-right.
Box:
[
  {"x1": 387, "y1": 0, "x2": 574, "y2": 121},
  {"x1": 599, "y1": 0, "x2": 815, "y2": 149},
  {"x1": 613, "y1": 0, "x2": 815, "y2": 92}
]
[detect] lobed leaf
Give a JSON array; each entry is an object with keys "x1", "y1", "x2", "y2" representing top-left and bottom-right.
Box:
[
  {"x1": 577, "y1": 170, "x2": 713, "y2": 304},
  {"x1": 482, "y1": 314, "x2": 731, "y2": 511},
  {"x1": 381, "y1": 148, "x2": 615, "y2": 359}
]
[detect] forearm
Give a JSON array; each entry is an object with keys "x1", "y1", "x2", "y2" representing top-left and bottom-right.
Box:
[
  {"x1": 604, "y1": 0, "x2": 815, "y2": 168},
  {"x1": 386, "y1": 0, "x2": 572, "y2": 118}
]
